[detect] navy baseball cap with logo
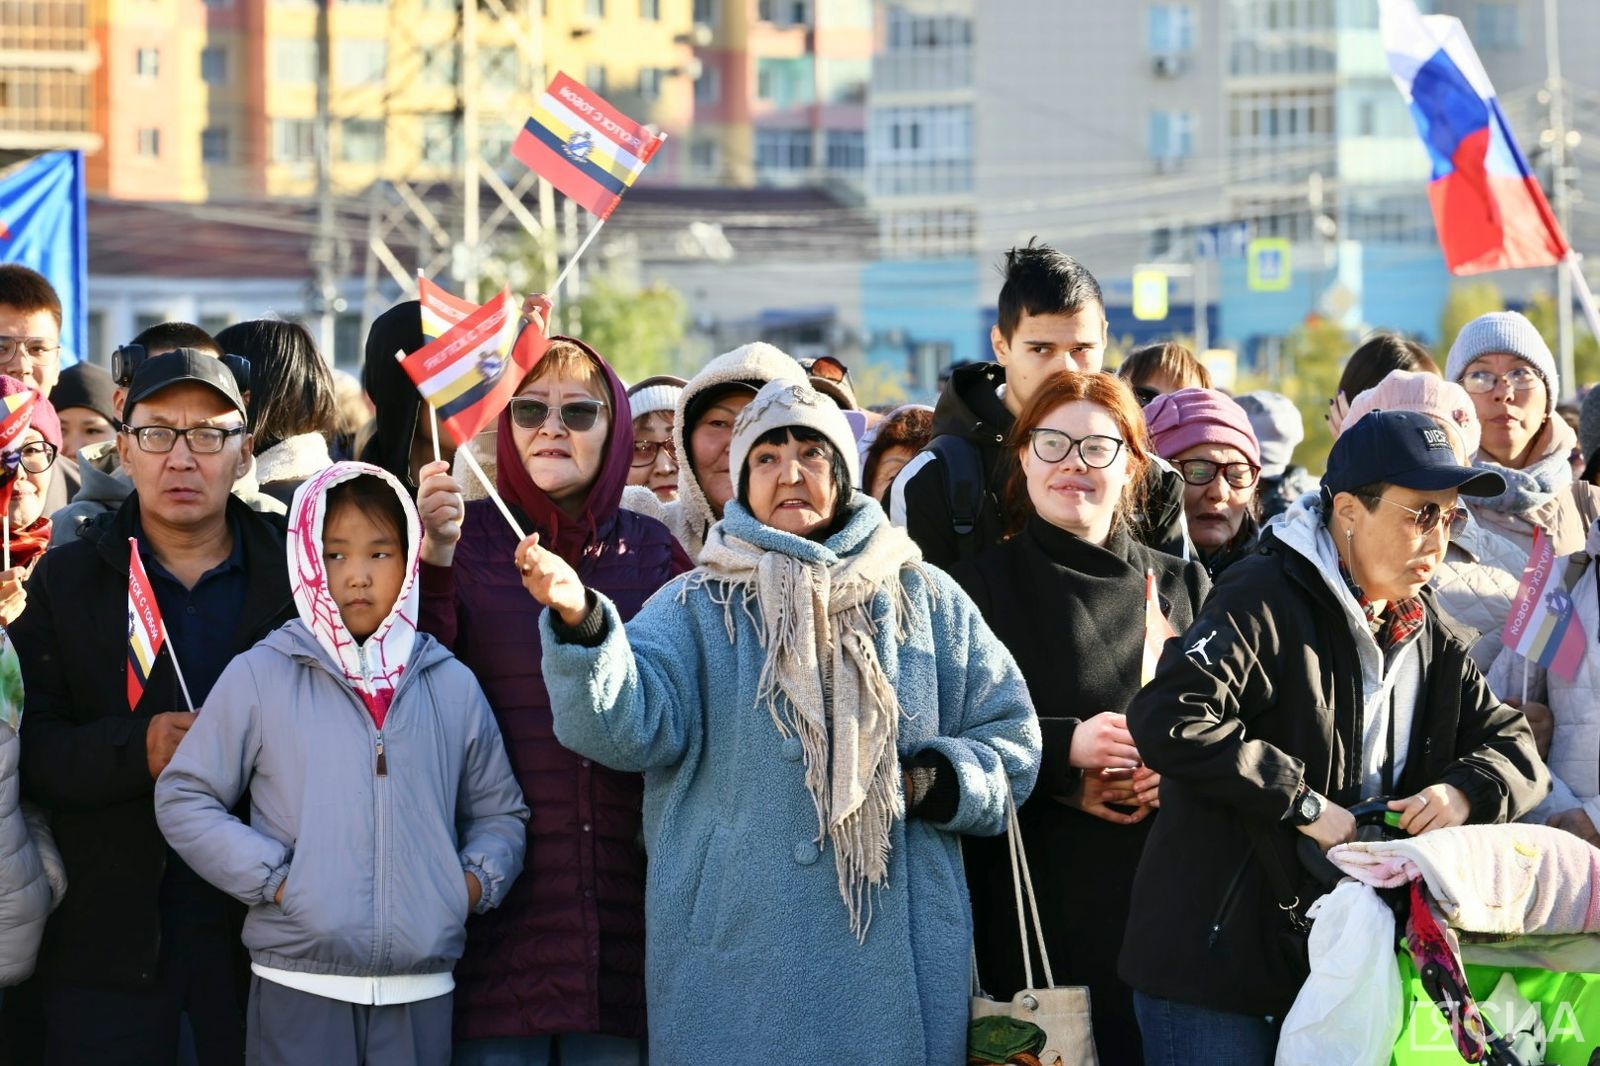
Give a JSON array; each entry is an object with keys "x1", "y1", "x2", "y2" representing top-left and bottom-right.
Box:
[
  {"x1": 1323, "y1": 410, "x2": 1506, "y2": 498},
  {"x1": 122, "y1": 349, "x2": 248, "y2": 424}
]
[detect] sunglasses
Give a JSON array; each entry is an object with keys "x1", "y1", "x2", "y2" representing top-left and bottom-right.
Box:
[
  {"x1": 805, "y1": 356, "x2": 851, "y2": 384},
  {"x1": 509, "y1": 397, "x2": 607, "y2": 432},
  {"x1": 1371, "y1": 496, "x2": 1467, "y2": 536},
  {"x1": 1132, "y1": 386, "x2": 1161, "y2": 408},
  {"x1": 630, "y1": 438, "x2": 677, "y2": 467},
  {"x1": 1177, "y1": 459, "x2": 1260, "y2": 489}
]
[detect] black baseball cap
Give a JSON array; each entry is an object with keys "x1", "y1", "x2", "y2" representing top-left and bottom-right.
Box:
[
  {"x1": 1324, "y1": 410, "x2": 1505, "y2": 498},
  {"x1": 122, "y1": 349, "x2": 248, "y2": 423}
]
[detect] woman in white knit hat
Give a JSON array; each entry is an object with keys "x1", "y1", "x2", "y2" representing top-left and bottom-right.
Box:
[
  {"x1": 515, "y1": 380, "x2": 1040, "y2": 1064},
  {"x1": 1445, "y1": 310, "x2": 1600, "y2": 556},
  {"x1": 623, "y1": 374, "x2": 685, "y2": 504}
]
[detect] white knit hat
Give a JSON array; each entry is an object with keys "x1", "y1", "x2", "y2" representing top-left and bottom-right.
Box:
[
  {"x1": 729, "y1": 380, "x2": 860, "y2": 497},
  {"x1": 625, "y1": 374, "x2": 686, "y2": 421},
  {"x1": 1444, "y1": 311, "x2": 1559, "y2": 413}
]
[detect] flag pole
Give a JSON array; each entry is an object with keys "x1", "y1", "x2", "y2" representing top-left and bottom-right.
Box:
[
  {"x1": 165, "y1": 624, "x2": 196, "y2": 713},
  {"x1": 3, "y1": 515, "x2": 9, "y2": 571},
  {"x1": 1563, "y1": 253, "x2": 1600, "y2": 397},
  {"x1": 455, "y1": 444, "x2": 526, "y2": 541},
  {"x1": 429, "y1": 404, "x2": 443, "y2": 465},
  {"x1": 549, "y1": 217, "x2": 605, "y2": 302}
]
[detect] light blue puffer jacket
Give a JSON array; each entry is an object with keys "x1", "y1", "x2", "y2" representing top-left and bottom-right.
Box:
[{"x1": 1, "y1": 721, "x2": 65, "y2": 986}]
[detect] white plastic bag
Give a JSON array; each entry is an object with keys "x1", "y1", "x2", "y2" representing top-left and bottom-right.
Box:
[{"x1": 1275, "y1": 880, "x2": 1401, "y2": 1066}]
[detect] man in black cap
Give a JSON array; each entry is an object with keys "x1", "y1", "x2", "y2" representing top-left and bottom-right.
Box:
[
  {"x1": 14, "y1": 351, "x2": 296, "y2": 1066},
  {"x1": 1115, "y1": 410, "x2": 1548, "y2": 1064}
]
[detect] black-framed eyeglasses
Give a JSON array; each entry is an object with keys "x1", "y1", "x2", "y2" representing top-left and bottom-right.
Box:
[
  {"x1": 1027, "y1": 429, "x2": 1124, "y2": 468},
  {"x1": 1369, "y1": 496, "x2": 1467, "y2": 536},
  {"x1": 1177, "y1": 458, "x2": 1261, "y2": 489},
  {"x1": 630, "y1": 438, "x2": 677, "y2": 468},
  {"x1": 509, "y1": 398, "x2": 608, "y2": 432},
  {"x1": 14, "y1": 441, "x2": 58, "y2": 474},
  {"x1": 0, "y1": 336, "x2": 60, "y2": 364},
  {"x1": 1460, "y1": 367, "x2": 1540, "y2": 395},
  {"x1": 122, "y1": 424, "x2": 246, "y2": 454},
  {"x1": 1132, "y1": 385, "x2": 1161, "y2": 408}
]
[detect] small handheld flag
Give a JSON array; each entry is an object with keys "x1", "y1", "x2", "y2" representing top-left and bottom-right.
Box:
[
  {"x1": 1142, "y1": 569, "x2": 1177, "y2": 687},
  {"x1": 419, "y1": 274, "x2": 478, "y2": 343},
  {"x1": 1501, "y1": 526, "x2": 1586, "y2": 682},
  {"x1": 0, "y1": 384, "x2": 40, "y2": 569},
  {"x1": 128, "y1": 539, "x2": 193, "y2": 712},
  {"x1": 1379, "y1": 0, "x2": 1568, "y2": 275},
  {"x1": 397, "y1": 286, "x2": 548, "y2": 450},
  {"x1": 513, "y1": 72, "x2": 666, "y2": 221}
]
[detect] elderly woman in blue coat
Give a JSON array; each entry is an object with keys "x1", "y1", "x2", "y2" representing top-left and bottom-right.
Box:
[{"x1": 516, "y1": 379, "x2": 1041, "y2": 1064}]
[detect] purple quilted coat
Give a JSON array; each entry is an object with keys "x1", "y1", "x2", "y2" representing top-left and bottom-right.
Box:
[{"x1": 419, "y1": 337, "x2": 691, "y2": 1041}]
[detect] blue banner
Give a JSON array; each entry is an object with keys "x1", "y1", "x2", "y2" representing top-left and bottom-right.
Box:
[{"x1": 0, "y1": 152, "x2": 87, "y2": 367}]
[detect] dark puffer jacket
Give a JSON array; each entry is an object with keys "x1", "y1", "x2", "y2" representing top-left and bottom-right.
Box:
[{"x1": 419, "y1": 338, "x2": 691, "y2": 1042}]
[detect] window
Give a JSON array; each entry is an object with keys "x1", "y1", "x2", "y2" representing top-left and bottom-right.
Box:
[
  {"x1": 638, "y1": 67, "x2": 662, "y2": 100},
  {"x1": 480, "y1": 126, "x2": 515, "y2": 167},
  {"x1": 825, "y1": 129, "x2": 864, "y2": 170},
  {"x1": 135, "y1": 47, "x2": 160, "y2": 78},
  {"x1": 758, "y1": 0, "x2": 808, "y2": 25},
  {"x1": 420, "y1": 43, "x2": 458, "y2": 87},
  {"x1": 1147, "y1": 109, "x2": 1194, "y2": 161},
  {"x1": 586, "y1": 64, "x2": 607, "y2": 94},
  {"x1": 689, "y1": 138, "x2": 720, "y2": 172},
  {"x1": 274, "y1": 39, "x2": 317, "y2": 84},
  {"x1": 201, "y1": 126, "x2": 230, "y2": 162},
  {"x1": 137, "y1": 127, "x2": 161, "y2": 157},
  {"x1": 819, "y1": 57, "x2": 868, "y2": 104},
  {"x1": 421, "y1": 114, "x2": 459, "y2": 166},
  {"x1": 694, "y1": 66, "x2": 721, "y2": 105},
  {"x1": 337, "y1": 39, "x2": 386, "y2": 87},
  {"x1": 200, "y1": 46, "x2": 228, "y2": 84},
  {"x1": 756, "y1": 128, "x2": 812, "y2": 171},
  {"x1": 640, "y1": 0, "x2": 660, "y2": 17},
  {"x1": 272, "y1": 118, "x2": 316, "y2": 162},
  {"x1": 756, "y1": 57, "x2": 813, "y2": 108},
  {"x1": 585, "y1": 0, "x2": 605, "y2": 16},
  {"x1": 340, "y1": 118, "x2": 385, "y2": 163},
  {"x1": 1474, "y1": 2, "x2": 1520, "y2": 49},
  {"x1": 1147, "y1": 4, "x2": 1195, "y2": 55},
  {"x1": 693, "y1": 0, "x2": 717, "y2": 23},
  {"x1": 483, "y1": 47, "x2": 519, "y2": 92}
]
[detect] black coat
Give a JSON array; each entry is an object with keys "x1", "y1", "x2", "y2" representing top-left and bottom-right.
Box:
[
  {"x1": 14, "y1": 493, "x2": 294, "y2": 987},
  {"x1": 951, "y1": 517, "x2": 1208, "y2": 1062},
  {"x1": 1118, "y1": 526, "x2": 1549, "y2": 1017}
]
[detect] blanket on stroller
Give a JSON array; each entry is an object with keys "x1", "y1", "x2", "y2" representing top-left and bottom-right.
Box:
[{"x1": 1328, "y1": 824, "x2": 1600, "y2": 935}]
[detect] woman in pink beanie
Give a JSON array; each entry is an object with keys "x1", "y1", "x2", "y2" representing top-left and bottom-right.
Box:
[{"x1": 1144, "y1": 388, "x2": 1262, "y2": 578}]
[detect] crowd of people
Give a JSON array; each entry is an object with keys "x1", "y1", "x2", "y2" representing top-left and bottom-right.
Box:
[{"x1": 0, "y1": 238, "x2": 1593, "y2": 1065}]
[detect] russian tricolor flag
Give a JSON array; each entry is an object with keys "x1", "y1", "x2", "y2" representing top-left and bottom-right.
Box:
[{"x1": 1380, "y1": 0, "x2": 1568, "y2": 275}]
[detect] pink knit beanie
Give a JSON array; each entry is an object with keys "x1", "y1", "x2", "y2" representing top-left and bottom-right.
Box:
[
  {"x1": 1143, "y1": 388, "x2": 1261, "y2": 466},
  {"x1": 1340, "y1": 369, "x2": 1480, "y2": 461}
]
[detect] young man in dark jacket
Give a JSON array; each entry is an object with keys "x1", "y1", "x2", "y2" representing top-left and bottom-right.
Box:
[
  {"x1": 15, "y1": 352, "x2": 296, "y2": 1066},
  {"x1": 889, "y1": 240, "x2": 1188, "y2": 567},
  {"x1": 1119, "y1": 411, "x2": 1548, "y2": 1064}
]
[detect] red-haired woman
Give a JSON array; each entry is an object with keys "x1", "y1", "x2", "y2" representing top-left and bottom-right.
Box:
[{"x1": 951, "y1": 370, "x2": 1209, "y2": 1062}]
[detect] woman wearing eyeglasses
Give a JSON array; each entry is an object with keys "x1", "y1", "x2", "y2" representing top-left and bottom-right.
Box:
[
  {"x1": 949, "y1": 371, "x2": 1208, "y2": 1063},
  {"x1": 1445, "y1": 312, "x2": 1600, "y2": 558},
  {"x1": 1118, "y1": 410, "x2": 1547, "y2": 1065},
  {"x1": 1143, "y1": 389, "x2": 1263, "y2": 580},
  {"x1": 415, "y1": 333, "x2": 692, "y2": 1066},
  {"x1": 0, "y1": 381, "x2": 62, "y2": 625},
  {"x1": 623, "y1": 375, "x2": 684, "y2": 504}
]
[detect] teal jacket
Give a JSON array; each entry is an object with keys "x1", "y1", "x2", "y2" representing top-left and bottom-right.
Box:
[{"x1": 542, "y1": 496, "x2": 1040, "y2": 1065}]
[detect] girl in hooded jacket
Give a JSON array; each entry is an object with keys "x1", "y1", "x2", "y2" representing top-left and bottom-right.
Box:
[{"x1": 416, "y1": 332, "x2": 691, "y2": 1066}]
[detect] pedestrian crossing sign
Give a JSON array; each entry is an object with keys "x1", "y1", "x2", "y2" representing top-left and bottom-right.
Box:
[{"x1": 1247, "y1": 238, "x2": 1292, "y2": 292}]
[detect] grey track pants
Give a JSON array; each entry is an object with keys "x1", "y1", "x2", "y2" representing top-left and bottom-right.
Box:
[{"x1": 245, "y1": 975, "x2": 452, "y2": 1066}]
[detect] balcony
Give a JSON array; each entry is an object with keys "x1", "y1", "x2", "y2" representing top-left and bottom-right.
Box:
[
  {"x1": 870, "y1": 48, "x2": 973, "y2": 97},
  {"x1": 0, "y1": 0, "x2": 99, "y2": 153},
  {"x1": 869, "y1": 158, "x2": 972, "y2": 198}
]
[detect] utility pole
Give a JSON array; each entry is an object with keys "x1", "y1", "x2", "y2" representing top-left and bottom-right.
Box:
[
  {"x1": 460, "y1": 0, "x2": 480, "y2": 301},
  {"x1": 1544, "y1": 0, "x2": 1576, "y2": 399},
  {"x1": 310, "y1": 0, "x2": 340, "y2": 360}
]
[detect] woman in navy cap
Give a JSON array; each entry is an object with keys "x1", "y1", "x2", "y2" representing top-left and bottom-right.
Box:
[{"x1": 1117, "y1": 409, "x2": 1550, "y2": 1065}]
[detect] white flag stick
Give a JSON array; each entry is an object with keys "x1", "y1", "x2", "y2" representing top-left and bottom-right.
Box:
[
  {"x1": 455, "y1": 441, "x2": 526, "y2": 542},
  {"x1": 549, "y1": 217, "x2": 606, "y2": 301},
  {"x1": 3, "y1": 514, "x2": 9, "y2": 571},
  {"x1": 1522, "y1": 657, "x2": 1531, "y2": 706},
  {"x1": 429, "y1": 404, "x2": 443, "y2": 465},
  {"x1": 164, "y1": 622, "x2": 195, "y2": 713}
]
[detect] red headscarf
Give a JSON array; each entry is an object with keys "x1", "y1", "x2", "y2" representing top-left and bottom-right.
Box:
[{"x1": 493, "y1": 336, "x2": 635, "y2": 565}]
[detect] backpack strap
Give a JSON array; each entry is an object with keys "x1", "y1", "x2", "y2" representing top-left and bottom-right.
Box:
[{"x1": 926, "y1": 434, "x2": 986, "y2": 559}]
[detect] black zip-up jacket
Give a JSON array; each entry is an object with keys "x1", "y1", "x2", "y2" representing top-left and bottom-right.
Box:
[
  {"x1": 891, "y1": 362, "x2": 1190, "y2": 570},
  {"x1": 14, "y1": 493, "x2": 293, "y2": 987},
  {"x1": 1118, "y1": 523, "x2": 1548, "y2": 1017}
]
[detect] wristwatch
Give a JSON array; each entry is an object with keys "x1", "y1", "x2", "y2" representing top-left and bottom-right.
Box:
[{"x1": 1288, "y1": 782, "x2": 1324, "y2": 826}]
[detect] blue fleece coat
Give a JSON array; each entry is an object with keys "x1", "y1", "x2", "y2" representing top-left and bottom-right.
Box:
[{"x1": 541, "y1": 496, "x2": 1041, "y2": 1065}]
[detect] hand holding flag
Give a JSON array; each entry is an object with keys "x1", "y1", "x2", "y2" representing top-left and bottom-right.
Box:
[{"x1": 128, "y1": 538, "x2": 194, "y2": 713}]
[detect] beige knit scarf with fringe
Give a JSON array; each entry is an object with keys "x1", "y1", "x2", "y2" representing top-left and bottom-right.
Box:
[{"x1": 691, "y1": 516, "x2": 925, "y2": 941}]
